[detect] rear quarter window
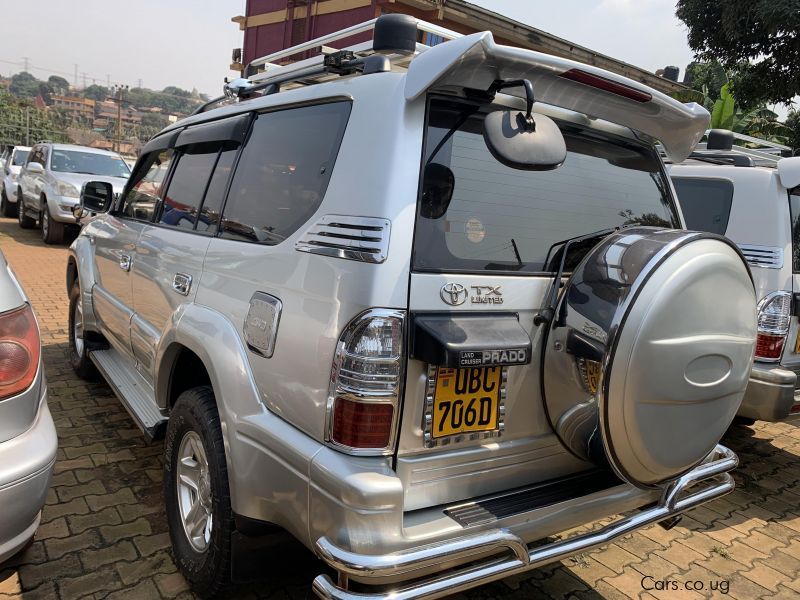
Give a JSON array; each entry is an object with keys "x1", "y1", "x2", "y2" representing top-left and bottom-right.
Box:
[{"x1": 671, "y1": 177, "x2": 734, "y2": 235}]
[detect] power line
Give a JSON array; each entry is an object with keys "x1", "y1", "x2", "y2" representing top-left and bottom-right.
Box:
[{"x1": 0, "y1": 58, "x2": 206, "y2": 103}]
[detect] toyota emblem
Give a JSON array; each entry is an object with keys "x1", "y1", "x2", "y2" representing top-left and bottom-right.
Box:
[{"x1": 440, "y1": 282, "x2": 468, "y2": 306}]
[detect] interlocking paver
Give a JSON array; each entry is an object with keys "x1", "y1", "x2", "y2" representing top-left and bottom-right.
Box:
[{"x1": 3, "y1": 215, "x2": 800, "y2": 600}]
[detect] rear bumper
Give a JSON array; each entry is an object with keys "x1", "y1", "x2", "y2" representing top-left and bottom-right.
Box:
[
  {"x1": 0, "y1": 397, "x2": 57, "y2": 565},
  {"x1": 738, "y1": 363, "x2": 796, "y2": 421},
  {"x1": 312, "y1": 445, "x2": 738, "y2": 600}
]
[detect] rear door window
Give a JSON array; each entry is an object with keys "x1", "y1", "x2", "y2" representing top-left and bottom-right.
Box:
[
  {"x1": 413, "y1": 99, "x2": 679, "y2": 274},
  {"x1": 220, "y1": 101, "x2": 351, "y2": 245},
  {"x1": 671, "y1": 177, "x2": 734, "y2": 235},
  {"x1": 157, "y1": 144, "x2": 218, "y2": 230},
  {"x1": 790, "y1": 190, "x2": 800, "y2": 273}
]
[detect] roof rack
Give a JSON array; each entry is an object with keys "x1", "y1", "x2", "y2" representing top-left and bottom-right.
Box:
[
  {"x1": 661, "y1": 129, "x2": 794, "y2": 167},
  {"x1": 193, "y1": 15, "x2": 460, "y2": 115}
]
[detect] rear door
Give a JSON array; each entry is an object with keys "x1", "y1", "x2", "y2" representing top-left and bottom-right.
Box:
[
  {"x1": 129, "y1": 114, "x2": 250, "y2": 382},
  {"x1": 397, "y1": 98, "x2": 683, "y2": 510}
]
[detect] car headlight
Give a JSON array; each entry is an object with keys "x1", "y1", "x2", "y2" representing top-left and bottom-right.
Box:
[{"x1": 55, "y1": 181, "x2": 79, "y2": 198}]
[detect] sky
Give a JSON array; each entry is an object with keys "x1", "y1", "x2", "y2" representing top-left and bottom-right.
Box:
[{"x1": 0, "y1": 0, "x2": 790, "y2": 116}]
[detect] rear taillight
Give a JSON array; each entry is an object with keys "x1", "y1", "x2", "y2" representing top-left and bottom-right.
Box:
[
  {"x1": 327, "y1": 309, "x2": 405, "y2": 455},
  {"x1": 755, "y1": 292, "x2": 792, "y2": 362},
  {"x1": 0, "y1": 304, "x2": 40, "y2": 400},
  {"x1": 559, "y1": 68, "x2": 653, "y2": 103}
]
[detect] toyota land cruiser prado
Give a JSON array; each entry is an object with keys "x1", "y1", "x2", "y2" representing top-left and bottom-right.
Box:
[{"x1": 66, "y1": 15, "x2": 756, "y2": 599}]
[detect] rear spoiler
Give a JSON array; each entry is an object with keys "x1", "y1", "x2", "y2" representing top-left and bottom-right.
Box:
[{"x1": 405, "y1": 31, "x2": 709, "y2": 163}]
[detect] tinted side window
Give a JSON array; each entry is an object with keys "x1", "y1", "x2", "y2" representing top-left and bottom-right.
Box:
[
  {"x1": 220, "y1": 102, "x2": 351, "y2": 245},
  {"x1": 671, "y1": 177, "x2": 734, "y2": 235},
  {"x1": 790, "y1": 190, "x2": 800, "y2": 273},
  {"x1": 122, "y1": 150, "x2": 174, "y2": 221},
  {"x1": 196, "y1": 147, "x2": 237, "y2": 233},
  {"x1": 158, "y1": 145, "x2": 218, "y2": 230}
]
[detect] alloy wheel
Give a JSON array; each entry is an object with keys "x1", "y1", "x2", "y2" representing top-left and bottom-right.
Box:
[{"x1": 176, "y1": 430, "x2": 213, "y2": 552}]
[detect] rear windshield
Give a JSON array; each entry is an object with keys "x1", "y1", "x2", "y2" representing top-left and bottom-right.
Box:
[
  {"x1": 413, "y1": 99, "x2": 679, "y2": 274},
  {"x1": 791, "y1": 190, "x2": 800, "y2": 273},
  {"x1": 671, "y1": 177, "x2": 734, "y2": 235},
  {"x1": 12, "y1": 150, "x2": 29, "y2": 166}
]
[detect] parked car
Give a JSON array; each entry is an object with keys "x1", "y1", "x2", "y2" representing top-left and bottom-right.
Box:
[
  {"x1": 0, "y1": 145, "x2": 12, "y2": 172},
  {"x1": 0, "y1": 250, "x2": 57, "y2": 565},
  {"x1": 669, "y1": 130, "x2": 800, "y2": 422},
  {"x1": 17, "y1": 143, "x2": 130, "y2": 244},
  {"x1": 1, "y1": 146, "x2": 31, "y2": 218},
  {"x1": 67, "y1": 15, "x2": 756, "y2": 599}
]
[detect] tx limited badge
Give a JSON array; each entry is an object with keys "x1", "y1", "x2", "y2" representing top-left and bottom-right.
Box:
[{"x1": 440, "y1": 283, "x2": 503, "y2": 306}]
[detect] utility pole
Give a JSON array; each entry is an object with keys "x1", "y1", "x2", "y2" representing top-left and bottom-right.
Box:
[
  {"x1": 137, "y1": 78, "x2": 143, "y2": 89},
  {"x1": 113, "y1": 85, "x2": 129, "y2": 153},
  {"x1": 74, "y1": 64, "x2": 78, "y2": 86},
  {"x1": 25, "y1": 107, "x2": 30, "y2": 146},
  {"x1": 22, "y1": 57, "x2": 29, "y2": 72},
  {"x1": 106, "y1": 74, "x2": 111, "y2": 88},
  {"x1": 82, "y1": 72, "x2": 87, "y2": 89}
]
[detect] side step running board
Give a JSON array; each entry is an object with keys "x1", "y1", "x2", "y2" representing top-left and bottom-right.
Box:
[{"x1": 90, "y1": 348, "x2": 167, "y2": 442}]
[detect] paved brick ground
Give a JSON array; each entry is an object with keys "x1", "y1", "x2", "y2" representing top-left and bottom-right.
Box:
[{"x1": 1, "y1": 216, "x2": 800, "y2": 599}]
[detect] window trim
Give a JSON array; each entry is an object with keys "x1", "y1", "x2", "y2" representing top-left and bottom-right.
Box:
[
  {"x1": 115, "y1": 148, "x2": 179, "y2": 223},
  {"x1": 410, "y1": 94, "x2": 680, "y2": 277}
]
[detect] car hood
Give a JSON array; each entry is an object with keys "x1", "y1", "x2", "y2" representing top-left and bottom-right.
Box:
[{"x1": 53, "y1": 173, "x2": 129, "y2": 195}]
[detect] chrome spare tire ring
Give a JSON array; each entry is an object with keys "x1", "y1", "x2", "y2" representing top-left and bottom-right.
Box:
[{"x1": 176, "y1": 430, "x2": 213, "y2": 553}]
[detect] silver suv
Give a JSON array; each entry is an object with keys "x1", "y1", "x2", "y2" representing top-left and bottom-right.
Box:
[
  {"x1": 17, "y1": 142, "x2": 130, "y2": 244},
  {"x1": 669, "y1": 131, "x2": 800, "y2": 422},
  {"x1": 67, "y1": 15, "x2": 757, "y2": 599}
]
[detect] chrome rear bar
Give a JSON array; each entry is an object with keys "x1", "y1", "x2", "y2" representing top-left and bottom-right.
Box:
[{"x1": 312, "y1": 445, "x2": 737, "y2": 600}]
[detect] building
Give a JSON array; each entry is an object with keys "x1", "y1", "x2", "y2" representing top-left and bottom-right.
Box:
[
  {"x1": 231, "y1": 0, "x2": 686, "y2": 94},
  {"x1": 51, "y1": 95, "x2": 96, "y2": 121},
  {"x1": 93, "y1": 100, "x2": 142, "y2": 130}
]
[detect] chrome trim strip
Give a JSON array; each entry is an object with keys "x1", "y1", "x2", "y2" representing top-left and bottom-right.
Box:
[
  {"x1": 296, "y1": 215, "x2": 391, "y2": 264},
  {"x1": 737, "y1": 244, "x2": 783, "y2": 270},
  {"x1": 311, "y1": 445, "x2": 737, "y2": 600}
]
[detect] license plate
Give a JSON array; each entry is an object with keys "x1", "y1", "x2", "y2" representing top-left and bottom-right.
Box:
[{"x1": 432, "y1": 367, "x2": 501, "y2": 439}]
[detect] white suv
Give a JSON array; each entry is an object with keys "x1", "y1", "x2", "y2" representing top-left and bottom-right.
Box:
[
  {"x1": 669, "y1": 131, "x2": 800, "y2": 422},
  {"x1": 66, "y1": 15, "x2": 755, "y2": 599},
  {"x1": 16, "y1": 143, "x2": 130, "y2": 244}
]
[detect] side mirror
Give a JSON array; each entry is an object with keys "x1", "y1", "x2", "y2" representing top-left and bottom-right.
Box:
[
  {"x1": 80, "y1": 181, "x2": 114, "y2": 214},
  {"x1": 26, "y1": 161, "x2": 44, "y2": 174}
]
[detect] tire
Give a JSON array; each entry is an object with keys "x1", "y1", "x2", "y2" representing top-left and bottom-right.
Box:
[
  {"x1": 165, "y1": 387, "x2": 233, "y2": 598},
  {"x1": 68, "y1": 281, "x2": 100, "y2": 381},
  {"x1": 1, "y1": 187, "x2": 16, "y2": 218},
  {"x1": 17, "y1": 191, "x2": 35, "y2": 229},
  {"x1": 41, "y1": 202, "x2": 65, "y2": 244}
]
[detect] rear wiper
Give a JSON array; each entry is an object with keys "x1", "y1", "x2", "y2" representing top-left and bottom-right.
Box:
[{"x1": 533, "y1": 227, "x2": 619, "y2": 327}]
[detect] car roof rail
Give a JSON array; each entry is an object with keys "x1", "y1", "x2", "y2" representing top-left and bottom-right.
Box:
[
  {"x1": 194, "y1": 15, "x2": 461, "y2": 115},
  {"x1": 663, "y1": 130, "x2": 793, "y2": 168}
]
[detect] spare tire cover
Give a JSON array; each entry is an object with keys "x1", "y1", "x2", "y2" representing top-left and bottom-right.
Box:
[{"x1": 543, "y1": 227, "x2": 756, "y2": 487}]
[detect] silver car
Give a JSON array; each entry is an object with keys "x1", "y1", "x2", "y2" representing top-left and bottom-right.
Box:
[
  {"x1": 1, "y1": 146, "x2": 31, "y2": 218},
  {"x1": 0, "y1": 250, "x2": 57, "y2": 564},
  {"x1": 68, "y1": 14, "x2": 756, "y2": 599},
  {"x1": 17, "y1": 143, "x2": 129, "y2": 244}
]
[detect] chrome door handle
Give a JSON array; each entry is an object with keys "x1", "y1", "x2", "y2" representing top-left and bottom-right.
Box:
[
  {"x1": 119, "y1": 254, "x2": 131, "y2": 271},
  {"x1": 172, "y1": 273, "x2": 192, "y2": 296}
]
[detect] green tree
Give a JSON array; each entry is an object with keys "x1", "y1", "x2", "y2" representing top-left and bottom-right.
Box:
[
  {"x1": 83, "y1": 84, "x2": 109, "y2": 101},
  {"x1": 47, "y1": 75, "x2": 70, "y2": 95},
  {"x1": 709, "y1": 83, "x2": 791, "y2": 144},
  {"x1": 785, "y1": 110, "x2": 800, "y2": 154},
  {"x1": 684, "y1": 61, "x2": 727, "y2": 105},
  {"x1": 676, "y1": 0, "x2": 800, "y2": 107},
  {"x1": 9, "y1": 72, "x2": 42, "y2": 98}
]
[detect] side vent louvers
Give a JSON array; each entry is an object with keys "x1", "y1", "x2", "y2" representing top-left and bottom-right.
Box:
[
  {"x1": 737, "y1": 244, "x2": 783, "y2": 269},
  {"x1": 296, "y1": 215, "x2": 391, "y2": 264}
]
